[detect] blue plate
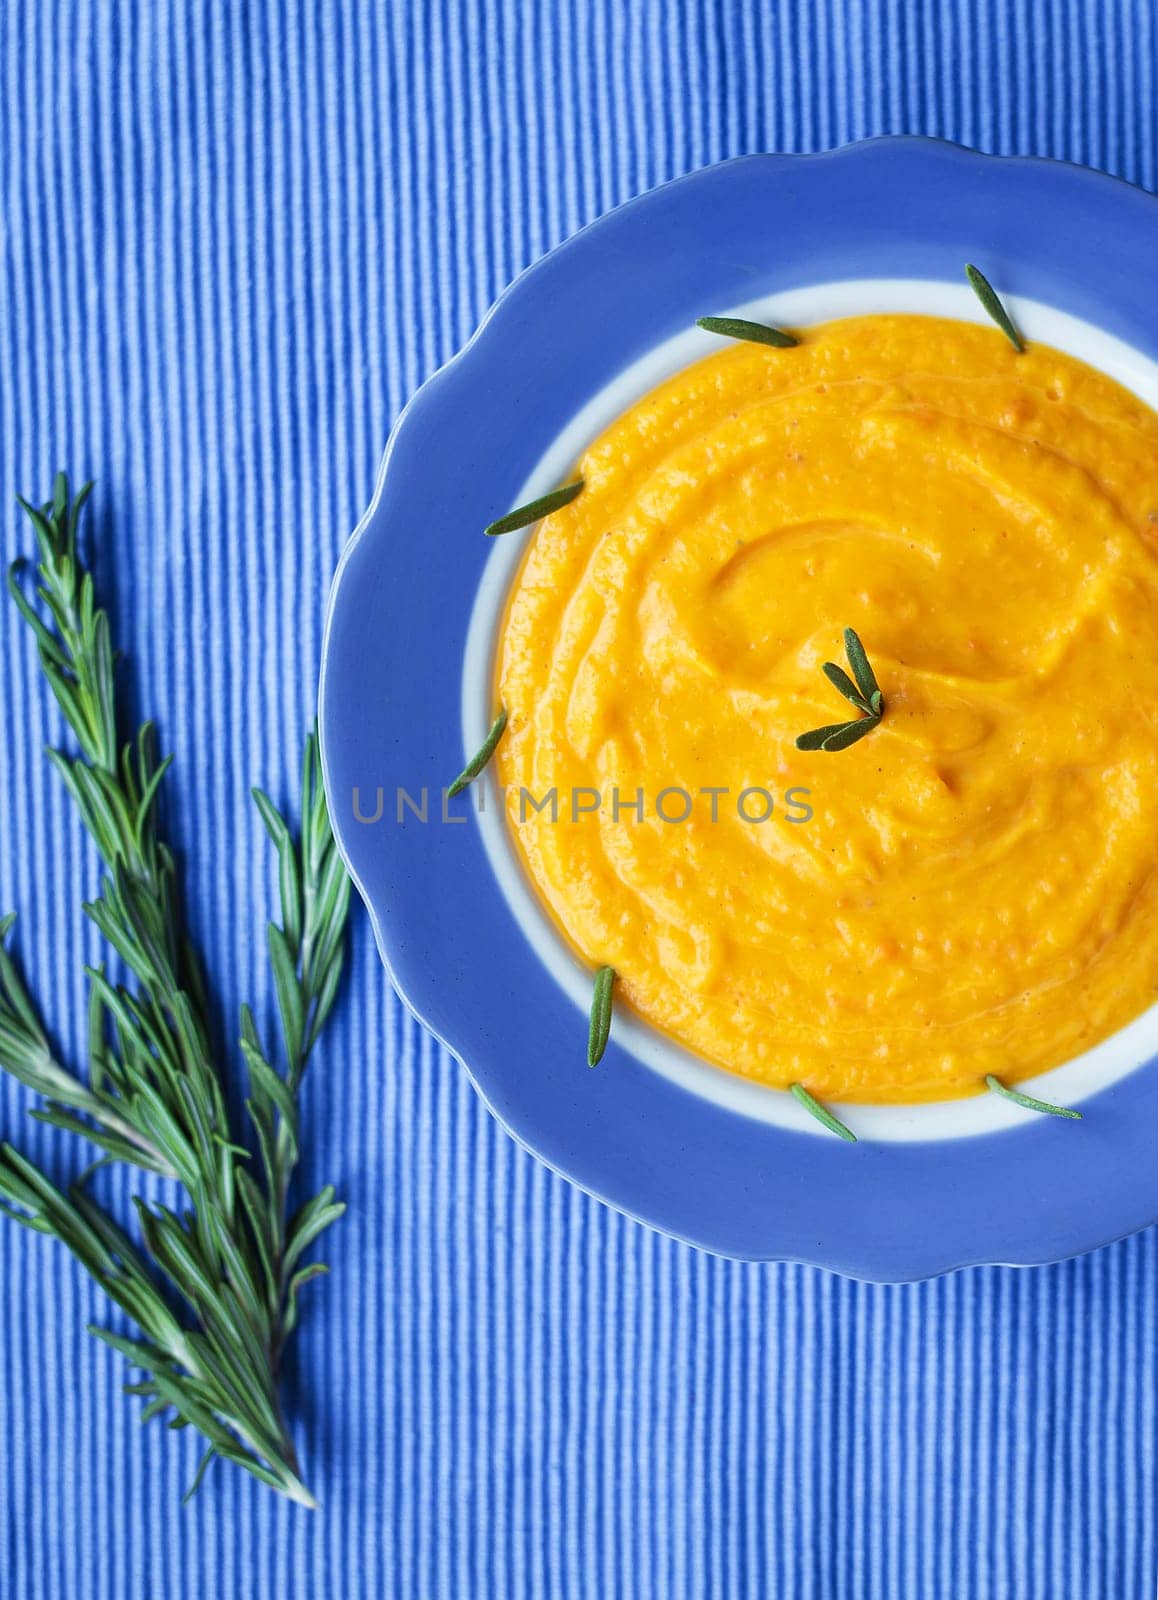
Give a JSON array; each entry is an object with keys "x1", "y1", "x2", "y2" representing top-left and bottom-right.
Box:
[{"x1": 320, "y1": 138, "x2": 1158, "y2": 1278}]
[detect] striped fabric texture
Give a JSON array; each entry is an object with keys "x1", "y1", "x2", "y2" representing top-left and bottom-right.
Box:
[{"x1": 0, "y1": 2, "x2": 1155, "y2": 1596}]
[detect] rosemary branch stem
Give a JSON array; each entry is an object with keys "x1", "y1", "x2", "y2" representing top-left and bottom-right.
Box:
[{"x1": 0, "y1": 475, "x2": 353, "y2": 1504}]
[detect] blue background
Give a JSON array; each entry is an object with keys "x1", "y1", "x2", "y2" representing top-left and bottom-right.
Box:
[{"x1": 0, "y1": 2, "x2": 1154, "y2": 1596}]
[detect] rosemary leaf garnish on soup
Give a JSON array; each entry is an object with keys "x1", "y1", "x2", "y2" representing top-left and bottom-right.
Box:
[
  {"x1": 986, "y1": 1075, "x2": 1082, "y2": 1120},
  {"x1": 448, "y1": 708, "x2": 508, "y2": 797},
  {"x1": 587, "y1": 966, "x2": 616, "y2": 1067},
  {"x1": 485, "y1": 480, "x2": 583, "y2": 537},
  {"x1": 791, "y1": 1083, "x2": 857, "y2": 1142},
  {"x1": 697, "y1": 315, "x2": 799, "y2": 349},
  {"x1": 796, "y1": 627, "x2": 885, "y2": 752},
  {"x1": 965, "y1": 263, "x2": 1025, "y2": 352}
]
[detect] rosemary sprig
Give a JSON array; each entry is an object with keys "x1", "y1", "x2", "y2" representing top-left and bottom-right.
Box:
[
  {"x1": 965, "y1": 264, "x2": 1025, "y2": 353},
  {"x1": 587, "y1": 966, "x2": 616, "y2": 1067},
  {"x1": 790, "y1": 1082, "x2": 857, "y2": 1142},
  {"x1": 697, "y1": 315, "x2": 798, "y2": 349},
  {"x1": 484, "y1": 480, "x2": 583, "y2": 538},
  {"x1": 796, "y1": 627, "x2": 885, "y2": 751},
  {"x1": 985, "y1": 1074, "x2": 1081, "y2": 1120},
  {"x1": 448, "y1": 708, "x2": 508, "y2": 798},
  {"x1": 0, "y1": 476, "x2": 352, "y2": 1505}
]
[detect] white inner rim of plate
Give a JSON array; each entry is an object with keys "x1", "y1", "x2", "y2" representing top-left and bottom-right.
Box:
[{"x1": 463, "y1": 278, "x2": 1158, "y2": 1142}]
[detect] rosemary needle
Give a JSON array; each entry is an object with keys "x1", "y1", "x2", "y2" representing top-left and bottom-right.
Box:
[
  {"x1": 796, "y1": 717, "x2": 879, "y2": 753},
  {"x1": 790, "y1": 1083, "x2": 857, "y2": 1142},
  {"x1": 484, "y1": 480, "x2": 583, "y2": 537},
  {"x1": 587, "y1": 966, "x2": 616, "y2": 1067},
  {"x1": 448, "y1": 708, "x2": 508, "y2": 797},
  {"x1": 822, "y1": 661, "x2": 872, "y2": 714},
  {"x1": 965, "y1": 264, "x2": 1025, "y2": 353},
  {"x1": 842, "y1": 627, "x2": 881, "y2": 706},
  {"x1": 697, "y1": 315, "x2": 798, "y2": 349},
  {"x1": 985, "y1": 1074, "x2": 1082, "y2": 1119}
]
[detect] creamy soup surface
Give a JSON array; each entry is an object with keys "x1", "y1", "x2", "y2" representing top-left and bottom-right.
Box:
[{"x1": 496, "y1": 314, "x2": 1158, "y2": 1102}]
